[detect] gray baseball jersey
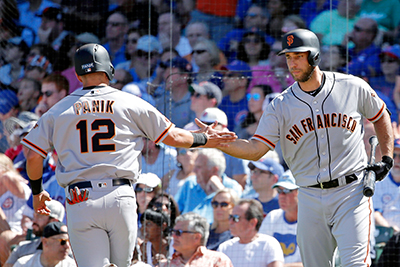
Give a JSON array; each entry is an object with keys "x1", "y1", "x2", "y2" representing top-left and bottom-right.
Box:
[
  {"x1": 22, "y1": 86, "x2": 174, "y2": 188},
  {"x1": 252, "y1": 72, "x2": 385, "y2": 186}
]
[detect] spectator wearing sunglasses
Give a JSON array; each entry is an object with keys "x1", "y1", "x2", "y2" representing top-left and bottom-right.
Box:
[
  {"x1": 103, "y1": 11, "x2": 129, "y2": 67},
  {"x1": 235, "y1": 84, "x2": 272, "y2": 140},
  {"x1": 35, "y1": 74, "x2": 69, "y2": 117},
  {"x1": 206, "y1": 188, "x2": 239, "y2": 251},
  {"x1": 13, "y1": 221, "x2": 76, "y2": 267},
  {"x1": 218, "y1": 199, "x2": 284, "y2": 267},
  {"x1": 237, "y1": 28, "x2": 270, "y2": 68},
  {"x1": 159, "y1": 212, "x2": 233, "y2": 267},
  {"x1": 191, "y1": 39, "x2": 224, "y2": 89},
  {"x1": 147, "y1": 193, "x2": 181, "y2": 228},
  {"x1": 259, "y1": 170, "x2": 302, "y2": 265},
  {"x1": 245, "y1": 157, "x2": 284, "y2": 216}
]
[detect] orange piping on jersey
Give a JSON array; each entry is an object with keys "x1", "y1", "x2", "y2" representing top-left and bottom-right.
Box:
[
  {"x1": 367, "y1": 104, "x2": 385, "y2": 122},
  {"x1": 155, "y1": 123, "x2": 173, "y2": 144},
  {"x1": 253, "y1": 134, "x2": 276, "y2": 149},
  {"x1": 21, "y1": 138, "x2": 48, "y2": 157},
  {"x1": 364, "y1": 198, "x2": 372, "y2": 266}
]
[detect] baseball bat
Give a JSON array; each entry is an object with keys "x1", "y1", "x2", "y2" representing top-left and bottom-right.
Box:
[{"x1": 363, "y1": 136, "x2": 379, "y2": 197}]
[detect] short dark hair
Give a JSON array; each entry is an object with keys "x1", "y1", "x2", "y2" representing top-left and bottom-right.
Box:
[
  {"x1": 42, "y1": 73, "x2": 69, "y2": 95},
  {"x1": 237, "y1": 199, "x2": 264, "y2": 231},
  {"x1": 141, "y1": 209, "x2": 170, "y2": 237}
]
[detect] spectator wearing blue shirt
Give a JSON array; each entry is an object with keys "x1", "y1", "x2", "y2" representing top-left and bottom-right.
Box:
[{"x1": 174, "y1": 148, "x2": 242, "y2": 224}]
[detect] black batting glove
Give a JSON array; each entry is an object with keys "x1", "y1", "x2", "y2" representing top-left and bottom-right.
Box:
[{"x1": 366, "y1": 156, "x2": 394, "y2": 181}]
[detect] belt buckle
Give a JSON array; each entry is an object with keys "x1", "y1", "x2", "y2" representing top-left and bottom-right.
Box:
[{"x1": 320, "y1": 182, "x2": 324, "y2": 189}]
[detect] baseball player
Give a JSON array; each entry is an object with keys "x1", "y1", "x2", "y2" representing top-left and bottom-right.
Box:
[
  {"x1": 207, "y1": 29, "x2": 394, "y2": 267},
  {"x1": 21, "y1": 43, "x2": 236, "y2": 267}
]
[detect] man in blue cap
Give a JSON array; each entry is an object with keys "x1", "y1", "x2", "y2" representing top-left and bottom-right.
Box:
[
  {"x1": 245, "y1": 157, "x2": 284, "y2": 215},
  {"x1": 0, "y1": 90, "x2": 19, "y2": 153}
]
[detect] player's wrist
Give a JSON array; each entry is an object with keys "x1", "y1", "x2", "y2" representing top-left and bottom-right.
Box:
[
  {"x1": 29, "y1": 177, "x2": 43, "y2": 195},
  {"x1": 382, "y1": 155, "x2": 394, "y2": 169},
  {"x1": 191, "y1": 133, "x2": 208, "y2": 147}
]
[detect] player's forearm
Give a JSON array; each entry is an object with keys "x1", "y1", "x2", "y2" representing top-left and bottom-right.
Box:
[
  {"x1": 162, "y1": 128, "x2": 194, "y2": 148},
  {"x1": 219, "y1": 139, "x2": 270, "y2": 161},
  {"x1": 26, "y1": 149, "x2": 45, "y2": 181},
  {"x1": 373, "y1": 111, "x2": 394, "y2": 158}
]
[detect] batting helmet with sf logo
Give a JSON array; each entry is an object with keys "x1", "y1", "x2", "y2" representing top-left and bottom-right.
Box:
[{"x1": 278, "y1": 29, "x2": 321, "y2": 67}]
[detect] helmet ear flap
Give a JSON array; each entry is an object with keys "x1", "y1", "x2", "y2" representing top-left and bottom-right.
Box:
[
  {"x1": 109, "y1": 64, "x2": 115, "y2": 80},
  {"x1": 308, "y1": 51, "x2": 320, "y2": 67}
]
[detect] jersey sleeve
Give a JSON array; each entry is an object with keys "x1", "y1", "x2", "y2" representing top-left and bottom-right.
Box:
[
  {"x1": 21, "y1": 114, "x2": 54, "y2": 158},
  {"x1": 358, "y1": 79, "x2": 386, "y2": 123}
]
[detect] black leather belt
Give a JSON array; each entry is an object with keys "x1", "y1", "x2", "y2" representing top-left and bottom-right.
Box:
[
  {"x1": 68, "y1": 178, "x2": 131, "y2": 191},
  {"x1": 309, "y1": 174, "x2": 358, "y2": 189}
]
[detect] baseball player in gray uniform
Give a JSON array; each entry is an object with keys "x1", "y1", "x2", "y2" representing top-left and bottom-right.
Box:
[
  {"x1": 208, "y1": 29, "x2": 394, "y2": 267},
  {"x1": 21, "y1": 44, "x2": 236, "y2": 267}
]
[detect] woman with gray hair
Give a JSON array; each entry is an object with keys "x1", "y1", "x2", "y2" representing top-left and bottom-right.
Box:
[
  {"x1": 206, "y1": 188, "x2": 239, "y2": 250},
  {"x1": 192, "y1": 38, "x2": 224, "y2": 88}
]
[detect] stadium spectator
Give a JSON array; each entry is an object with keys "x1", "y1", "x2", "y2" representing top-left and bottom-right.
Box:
[
  {"x1": 218, "y1": 199, "x2": 284, "y2": 267},
  {"x1": 244, "y1": 157, "x2": 284, "y2": 215},
  {"x1": 17, "y1": 78, "x2": 41, "y2": 113},
  {"x1": 191, "y1": 39, "x2": 224, "y2": 89},
  {"x1": 157, "y1": 12, "x2": 191, "y2": 58},
  {"x1": 299, "y1": 0, "x2": 339, "y2": 28},
  {"x1": 110, "y1": 69, "x2": 133, "y2": 90},
  {"x1": 375, "y1": 231, "x2": 400, "y2": 267},
  {"x1": 319, "y1": 45, "x2": 347, "y2": 72},
  {"x1": 310, "y1": 0, "x2": 361, "y2": 46},
  {"x1": 219, "y1": 60, "x2": 252, "y2": 131},
  {"x1": 147, "y1": 193, "x2": 181, "y2": 228},
  {"x1": 24, "y1": 55, "x2": 53, "y2": 82},
  {"x1": 155, "y1": 56, "x2": 196, "y2": 128},
  {"x1": 13, "y1": 221, "x2": 76, "y2": 267},
  {"x1": 235, "y1": 84, "x2": 272, "y2": 140},
  {"x1": 141, "y1": 138, "x2": 177, "y2": 179},
  {"x1": 2, "y1": 200, "x2": 65, "y2": 267},
  {"x1": 37, "y1": 7, "x2": 69, "y2": 51},
  {"x1": 0, "y1": 37, "x2": 29, "y2": 87},
  {"x1": 265, "y1": 0, "x2": 289, "y2": 40},
  {"x1": 132, "y1": 210, "x2": 173, "y2": 266},
  {"x1": 103, "y1": 11, "x2": 129, "y2": 66},
  {"x1": 206, "y1": 188, "x2": 238, "y2": 251},
  {"x1": 369, "y1": 44, "x2": 400, "y2": 102},
  {"x1": 0, "y1": 90, "x2": 20, "y2": 153},
  {"x1": 160, "y1": 212, "x2": 233, "y2": 267},
  {"x1": 372, "y1": 138, "x2": 400, "y2": 233},
  {"x1": 162, "y1": 147, "x2": 198, "y2": 196},
  {"x1": 35, "y1": 73, "x2": 69, "y2": 117},
  {"x1": 219, "y1": 5, "x2": 273, "y2": 63},
  {"x1": 175, "y1": 148, "x2": 242, "y2": 223},
  {"x1": 247, "y1": 40, "x2": 295, "y2": 93},
  {"x1": 259, "y1": 171, "x2": 303, "y2": 265},
  {"x1": 237, "y1": 28, "x2": 270, "y2": 68},
  {"x1": 280, "y1": 15, "x2": 307, "y2": 35},
  {"x1": 343, "y1": 17, "x2": 382, "y2": 80}
]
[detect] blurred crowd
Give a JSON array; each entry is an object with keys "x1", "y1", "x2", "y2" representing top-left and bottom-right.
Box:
[{"x1": 2, "y1": 0, "x2": 400, "y2": 266}]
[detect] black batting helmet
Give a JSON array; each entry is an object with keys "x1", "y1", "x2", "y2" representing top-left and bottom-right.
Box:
[
  {"x1": 278, "y1": 29, "x2": 321, "y2": 67},
  {"x1": 74, "y1": 43, "x2": 114, "y2": 80}
]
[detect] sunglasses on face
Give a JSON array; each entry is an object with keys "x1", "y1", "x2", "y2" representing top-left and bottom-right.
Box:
[
  {"x1": 42, "y1": 90, "x2": 54, "y2": 97},
  {"x1": 247, "y1": 12, "x2": 261, "y2": 18},
  {"x1": 380, "y1": 57, "x2": 398, "y2": 63},
  {"x1": 191, "y1": 49, "x2": 207, "y2": 55},
  {"x1": 154, "y1": 201, "x2": 169, "y2": 209},
  {"x1": 178, "y1": 148, "x2": 196, "y2": 155},
  {"x1": 127, "y1": 38, "x2": 138, "y2": 44},
  {"x1": 171, "y1": 229, "x2": 197, "y2": 236},
  {"x1": 229, "y1": 214, "x2": 241, "y2": 223},
  {"x1": 244, "y1": 38, "x2": 262, "y2": 44},
  {"x1": 353, "y1": 25, "x2": 374, "y2": 34},
  {"x1": 247, "y1": 93, "x2": 262, "y2": 101},
  {"x1": 52, "y1": 238, "x2": 69, "y2": 246},
  {"x1": 135, "y1": 187, "x2": 154, "y2": 193},
  {"x1": 276, "y1": 188, "x2": 294, "y2": 195},
  {"x1": 250, "y1": 169, "x2": 271, "y2": 176},
  {"x1": 211, "y1": 201, "x2": 230, "y2": 208},
  {"x1": 137, "y1": 50, "x2": 158, "y2": 58},
  {"x1": 107, "y1": 22, "x2": 126, "y2": 27}
]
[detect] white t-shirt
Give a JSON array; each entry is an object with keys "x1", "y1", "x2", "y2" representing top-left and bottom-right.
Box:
[
  {"x1": 13, "y1": 251, "x2": 77, "y2": 267},
  {"x1": 259, "y1": 209, "x2": 301, "y2": 264},
  {"x1": 218, "y1": 234, "x2": 284, "y2": 267}
]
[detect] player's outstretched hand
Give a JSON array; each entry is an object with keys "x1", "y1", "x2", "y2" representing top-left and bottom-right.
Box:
[
  {"x1": 194, "y1": 118, "x2": 237, "y2": 147},
  {"x1": 33, "y1": 190, "x2": 51, "y2": 215},
  {"x1": 366, "y1": 155, "x2": 394, "y2": 181}
]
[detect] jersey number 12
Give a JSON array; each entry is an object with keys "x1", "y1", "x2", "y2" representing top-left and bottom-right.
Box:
[{"x1": 76, "y1": 119, "x2": 115, "y2": 153}]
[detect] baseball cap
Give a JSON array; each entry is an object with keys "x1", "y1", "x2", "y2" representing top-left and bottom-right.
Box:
[
  {"x1": 223, "y1": 60, "x2": 252, "y2": 79},
  {"x1": 199, "y1": 107, "x2": 228, "y2": 127},
  {"x1": 136, "y1": 35, "x2": 161, "y2": 53},
  {"x1": 38, "y1": 7, "x2": 63, "y2": 22},
  {"x1": 4, "y1": 111, "x2": 39, "y2": 135},
  {"x1": 165, "y1": 56, "x2": 192, "y2": 72},
  {"x1": 243, "y1": 27, "x2": 267, "y2": 40},
  {"x1": 7, "y1": 37, "x2": 29, "y2": 53},
  {"x1": 189, "y1": 81, "x2": 222, "y2": 105},
  {"x1": 248, "y1": 157, "x2": 284, "y2": 177},
  {"x1": 394, "y1": 138, "x2": 400, "y2": 149},
  {"x1": 135, "y1": 173, "x2": 161, "y2": 188},
  {"x1": 76, "y1": 32, "x2": 100, "y2": 44},
  {"x1": 0, "y1": 90, "x2": 19, "y2": 115},
  {"x1": 46, "y1": 199, "x2": 66, "y2": 221},
  {"x1": 26, "y1": 55, "x2": 53, "y2": 74},
  {"x1": 272, "y1": 170, "x2": 299, "y2": 190},
  {"x1": 43, "y1": 221, "x2": 67, "y2": 238},
  {"x1": 380, "y1": 44, "x2": 400, "y2": 60}
]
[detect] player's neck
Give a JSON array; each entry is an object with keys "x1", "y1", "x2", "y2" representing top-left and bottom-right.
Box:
[{"x1": 298, "y1": 67, "x2": 323, "y2": 92}]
